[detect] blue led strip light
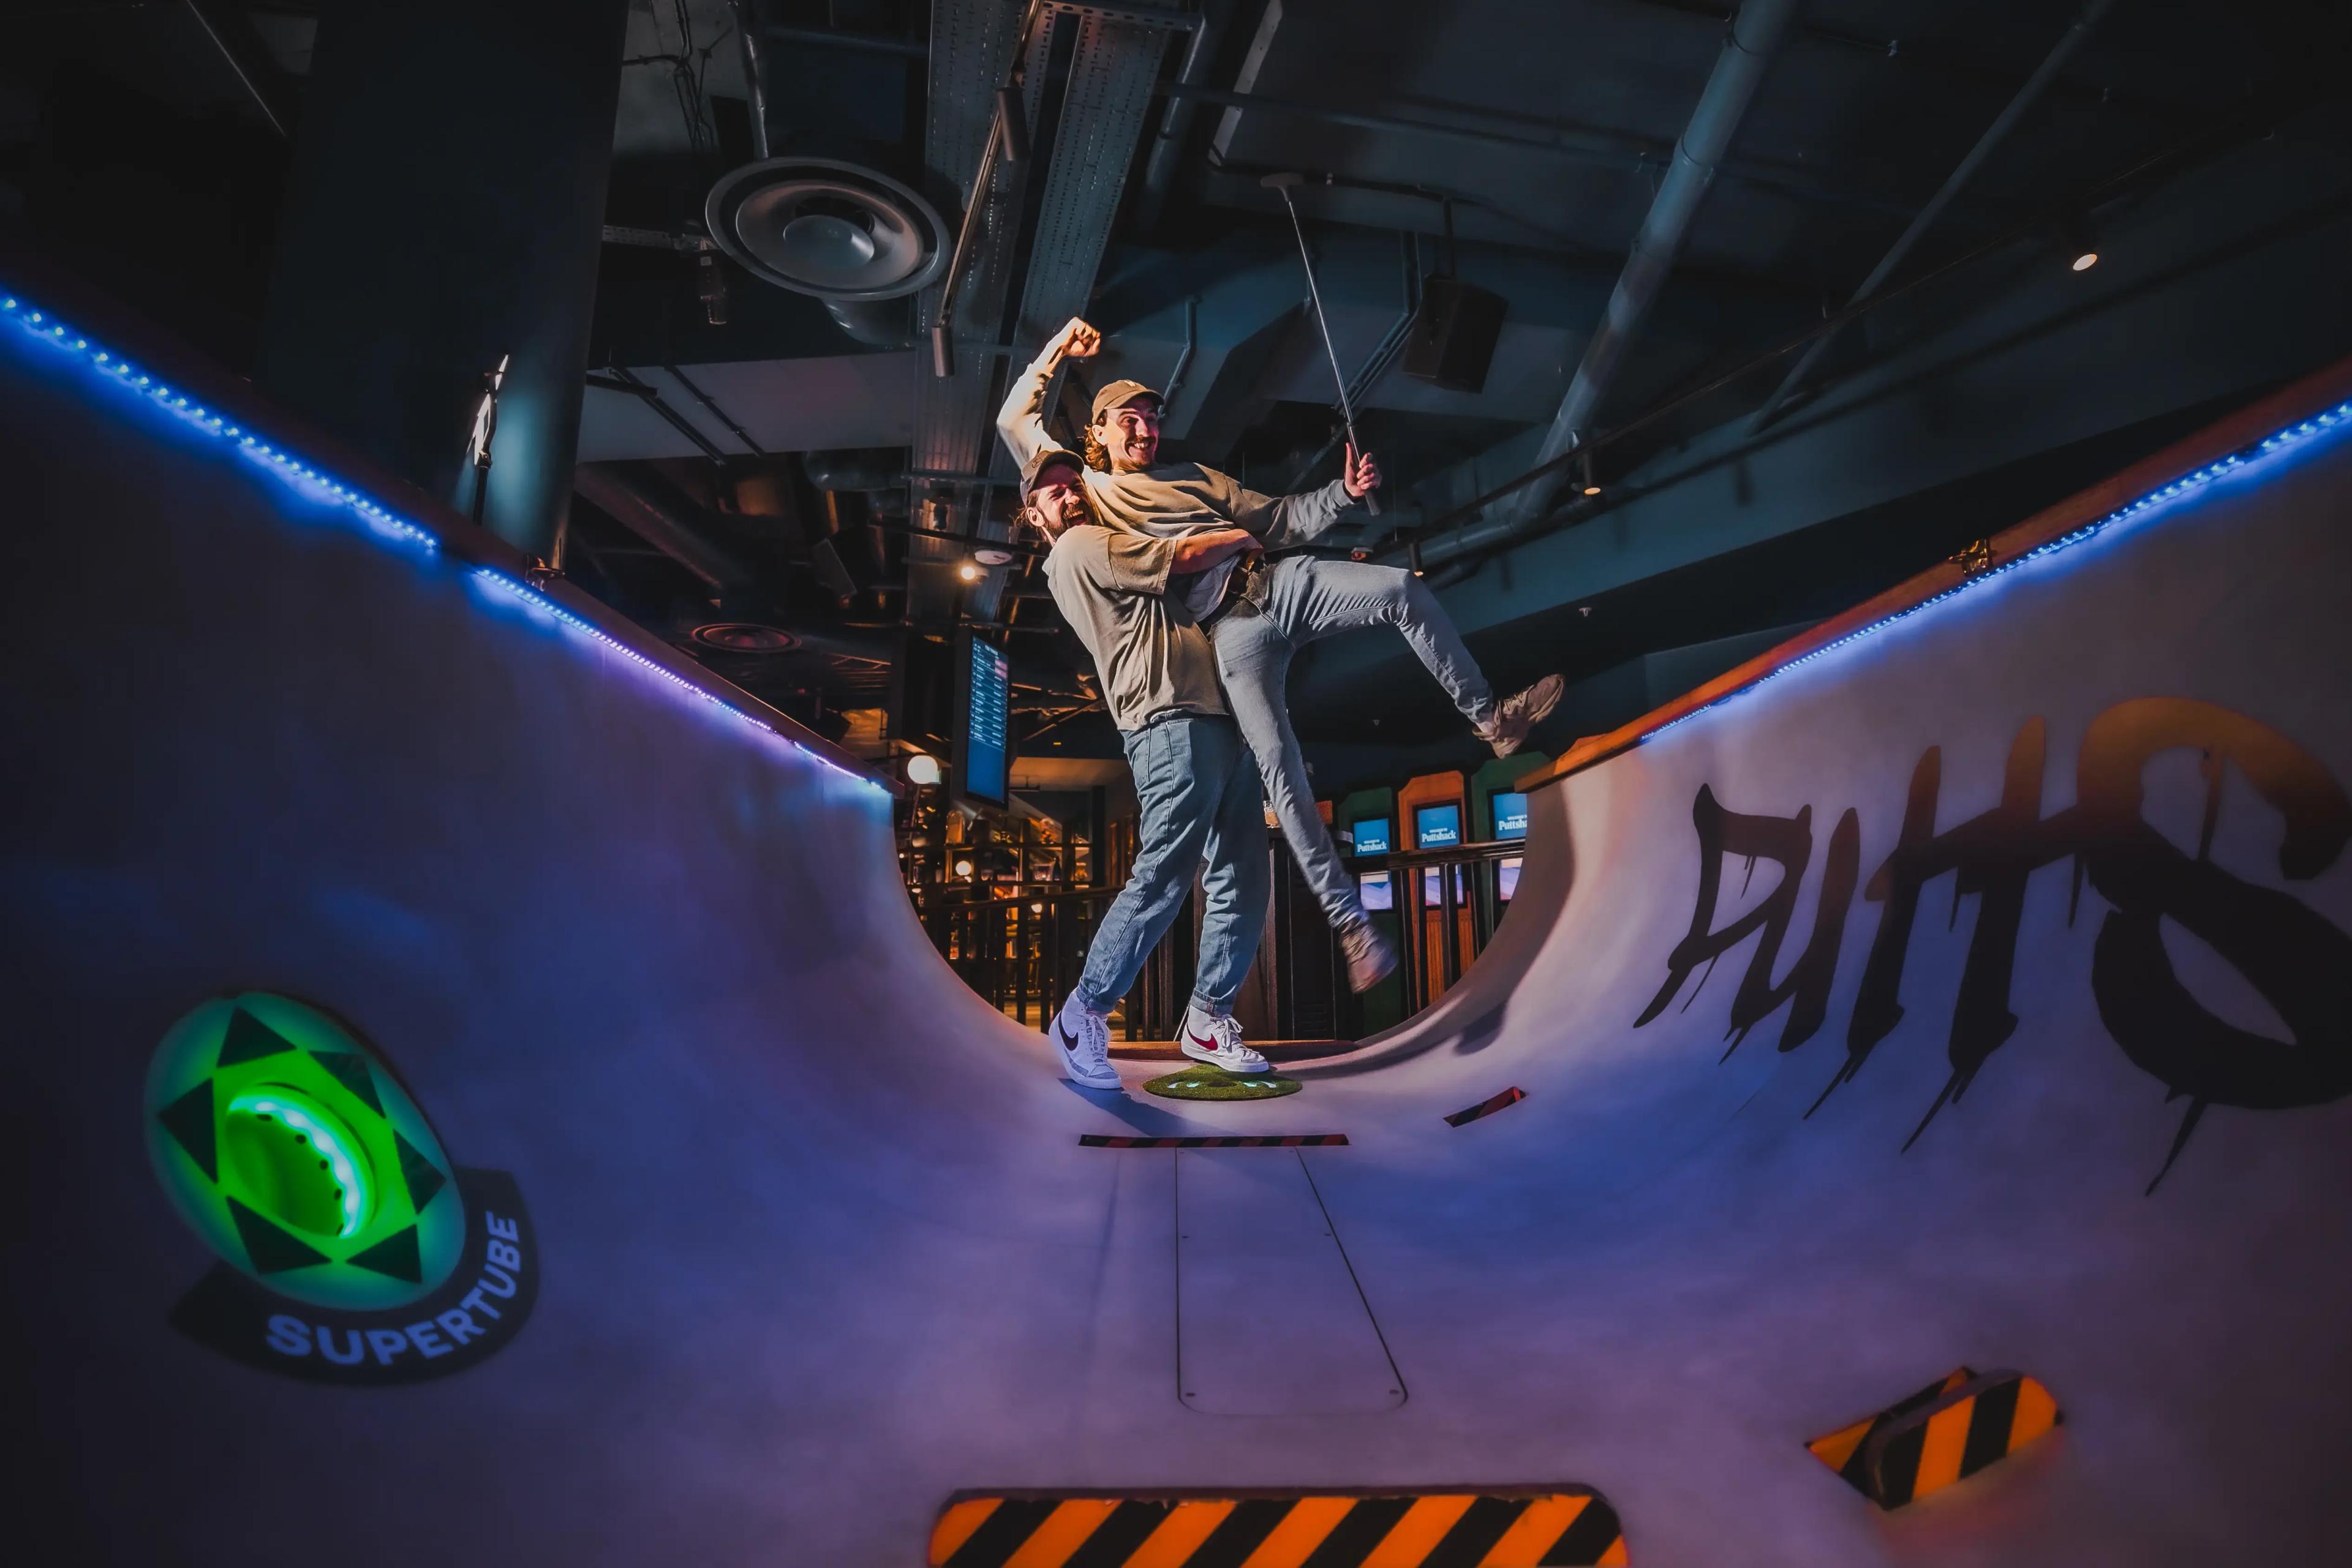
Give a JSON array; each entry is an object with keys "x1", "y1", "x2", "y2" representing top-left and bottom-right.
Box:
[
  {"x1": 2, "y1": 288, "x2": 884, "y2": 796},
  {"x1": 1648, "y1": 394, "x2": 2352, "y2": 741}
]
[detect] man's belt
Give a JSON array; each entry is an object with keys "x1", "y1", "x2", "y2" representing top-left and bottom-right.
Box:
[{"x1": 1198, "y1": 553, "x2": 1265, "y2": 631}]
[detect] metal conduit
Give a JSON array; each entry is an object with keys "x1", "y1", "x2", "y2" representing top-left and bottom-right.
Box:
[
  {"x1": 1751, "y1": 0, "x2": 2120, "y2": 430},
  {"x1": 1501, "y1": 0, "x2": 1803, "y2": 534},
  {"x1": 723, "y1": 0, "x2": 772, "y2": 160}
]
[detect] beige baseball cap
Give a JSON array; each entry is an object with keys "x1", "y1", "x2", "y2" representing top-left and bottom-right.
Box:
[
  {"x1": 1020, "y1": 445, "x2": 1088, "y2": 499},
  {"x1": 1088, "y1": 379, "x2": 1163, "y2": 426}
]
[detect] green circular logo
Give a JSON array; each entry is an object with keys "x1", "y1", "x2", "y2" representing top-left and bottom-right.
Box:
[{"x1": 146, "y1": 993, "x2": 464, "y2": 1311}]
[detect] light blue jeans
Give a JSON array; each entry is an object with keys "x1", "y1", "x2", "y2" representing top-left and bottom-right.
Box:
[
  {"x1": 1212, "y1": 556, "x2": 1495, "y2": 927},
  {"x1": 1076, "y1": 713, "x2": 1270, "y2": 1016}
]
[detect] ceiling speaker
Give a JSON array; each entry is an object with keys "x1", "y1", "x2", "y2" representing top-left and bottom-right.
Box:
[
  {"x1": 704, "y1": 157, "x2": 949, "y2": 302},
  {"x1": 1401, "y1": 277, "x2": 1508, "y2": 394}
]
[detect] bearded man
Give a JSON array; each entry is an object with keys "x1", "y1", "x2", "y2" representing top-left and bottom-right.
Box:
[{"x1": 998, "y1": 318, "x2": 1562, "y2": 992}]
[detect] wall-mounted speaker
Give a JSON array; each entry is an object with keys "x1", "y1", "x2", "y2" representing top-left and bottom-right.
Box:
[
  {"x1": 703, "y1": 157, "x2": 949, "y2": 303},
  {"x1": 1401, "y1": 277, "x2": 1507, "y2": 394}
]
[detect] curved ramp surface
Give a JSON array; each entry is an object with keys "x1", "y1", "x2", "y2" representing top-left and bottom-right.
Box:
[{"x1": 6, "y1": 274, "x2": 2351, "y2": 1567}]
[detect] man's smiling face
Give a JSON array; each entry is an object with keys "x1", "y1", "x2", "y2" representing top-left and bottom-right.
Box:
[
  {"x1": 1025, "y1": 461, "x2": 1091, "y2": 540},
  {"x1": 1096, "y1": 396, "x2": 1161, "y2": 471}
]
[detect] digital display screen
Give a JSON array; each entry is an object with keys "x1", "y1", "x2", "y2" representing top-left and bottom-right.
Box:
[
  {"x1": 1414, "y1": 802, "x2": 1461, "y2": 848},
  {"x1": 1421, "y1": 865, "x2": 1466, "y2": 904},
  {"x1": 1499, "y1": 857, "x2": 1522, "y2": 902},
  {"x1": 960, "y1": 636, "x2": 1010, "y2": 807},
  {"x1": 1359, "y1": 872, "x2": 1393, "y2": 911},
  {"x1": 1491, "y1": 792, "x2": 1528, "y2": 841},
  {"x1": 1352, "y1": 818, "x2": 1391, "y2": 855}
]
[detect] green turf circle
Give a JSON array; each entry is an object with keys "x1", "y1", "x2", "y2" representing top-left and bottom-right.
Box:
[{"x1": 1142, "y1": 1067, "x2": 1303, "y2": 1101}]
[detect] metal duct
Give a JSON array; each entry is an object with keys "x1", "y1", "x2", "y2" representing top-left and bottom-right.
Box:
[
  {"x1": 907, "y1": 0, "x2": 1189, "y2": 625},
  {"x1": 1496, "y1": 0, "x2": 1803, "y2": 537},
  {"x1": 573, "y1": 464, "x2": 756, "y2": 595},
  {"x1": 1133, "y1": 0, "x2": 1237, "y2": 232}
]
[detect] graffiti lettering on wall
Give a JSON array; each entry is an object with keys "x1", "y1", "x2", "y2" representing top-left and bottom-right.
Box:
[{"x1": 1638, "y1": 698, "x2": 2352, "y2": 1190}]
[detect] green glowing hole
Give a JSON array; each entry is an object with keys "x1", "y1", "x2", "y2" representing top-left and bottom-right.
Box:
[{"x1": 223, "y1": 1090, "x2": 373, "y2": 1240}]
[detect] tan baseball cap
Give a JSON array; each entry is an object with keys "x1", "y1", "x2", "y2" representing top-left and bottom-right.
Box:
[
  {"x1": 1088, "y1": 379, "x2": 1163, "y2": 426},
  {"x1": 1020, "y1": 445, "x2": 1087, "y2": 499}
]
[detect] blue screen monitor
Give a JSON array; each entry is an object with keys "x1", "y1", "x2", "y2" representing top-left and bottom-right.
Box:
[
  {"x1": 956, "y1": 634, "x2": 1011, "y2": 807},
  {"x1": 1499, "y1": 857, "x2": 1523, "y2": 902},
  {"x1": 1352, "y1": 818, "x2": 1391, "y2": 855},
  {"x1": 1491, "y1": 792, "x2": 1528, "y2": 841},
  {"x1": 1359, "y1": 871, "x2": 1393, "y2": 911},
  {"x1": 1414, "y1": 802, "x2": 1461, "y2": 848}
]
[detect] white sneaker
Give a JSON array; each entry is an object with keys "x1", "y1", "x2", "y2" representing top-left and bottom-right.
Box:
[
  {"x1": 1338, "y1": 918, "x2": 1398, "y2": 993},
  {"x1": 1179, "y1": 1006, "x2": 1269, "y2": 1074},
  {"x1": 1480, "y1": 673, "x2": 1566, "y2": 758},
  {"x1": 1051, "y1": 992, "x2": 1122, "y2": 1090}
]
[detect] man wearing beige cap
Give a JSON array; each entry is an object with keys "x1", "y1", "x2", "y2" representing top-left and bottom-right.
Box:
[
  {"x1": 1020, "y1": 445, "x2": 1279, "y2": 1089},
  {"x1": 1000, "y1": 318, "x2": 1563, "y2": 994}
]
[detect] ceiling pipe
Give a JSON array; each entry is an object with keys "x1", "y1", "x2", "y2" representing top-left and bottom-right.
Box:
[
  {"x1": 761, "y1": 23, "x2": 929, "y2": 61},
  {"x1": 182, "y1": 0, "x2": 300, "y2": 138},
  {"x1": 1491, "y1": 0, "x2": 1803, "y2": 540},
  {"x1": 1133, "y1": 0, "x2": 1235, "y2": 233},
  {"x1": 1389, "y1": 77, "x2": 2323, "y2": 578},
  {"x1": 573, "y1": 464, "x2": 757, "y2": 594},
  {"x1": 1752, "y1": 0, "x2": 2120, "y2": 431},
  {"x1": 1159, "y1": 78, "x2": 1929, "y2": 222},
  {"x1": 722, "y1": 0, "x2": 772, "y2": 161}
]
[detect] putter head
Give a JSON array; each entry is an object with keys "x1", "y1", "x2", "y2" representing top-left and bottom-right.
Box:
[{"x1": 1259, "y1": 172, "x2": 1305, "y2": 192}]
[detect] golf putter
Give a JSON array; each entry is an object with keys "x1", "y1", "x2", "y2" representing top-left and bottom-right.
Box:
[{"x1": 1263, "y1": 172, "x2": 1381, "y2": 516}]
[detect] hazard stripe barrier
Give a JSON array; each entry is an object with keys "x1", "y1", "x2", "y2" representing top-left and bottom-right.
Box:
[
  {"x1": 1444, "y1": 1087, "x2": 1528, "y2": 1127},
  {"x1": 1807, "y1": 1366, "x2": 2061, "y2": 1509},
  {"x1": 1078, "y1": 1134, "x2": 1349, "y2": 1148},
  {"x1": 929, "y1": 1488, "x2": 1627, "y2": 1566}
]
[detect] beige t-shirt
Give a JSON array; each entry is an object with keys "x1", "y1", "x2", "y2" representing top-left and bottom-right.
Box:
[
  {"x1": 997, "y1": 348, "x2": 1352, "y2": 618},
  {"x1": 1043, "y1": 525, "x2": 1227, "y2": 733}
]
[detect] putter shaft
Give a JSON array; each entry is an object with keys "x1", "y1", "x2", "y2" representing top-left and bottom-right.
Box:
[{"x1": 1272, "y1": 184, "x2": 1381, "y2": 516}]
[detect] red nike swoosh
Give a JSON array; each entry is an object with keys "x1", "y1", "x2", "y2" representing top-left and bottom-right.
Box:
[{"x1": 1188, "y1": 1032, "x2": 1223, "y2": 1051}]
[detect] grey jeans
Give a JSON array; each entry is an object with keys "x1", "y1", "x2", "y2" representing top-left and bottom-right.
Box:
[
  {"x1": 1075, "y1": 713, "x2": 1270, "y2": 1016},
  {"x1": 1212, "y1": 556, "x2": 1495, "y2": 927}
]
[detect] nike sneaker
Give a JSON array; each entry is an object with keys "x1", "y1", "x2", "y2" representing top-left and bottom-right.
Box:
[
  {"x1": 1179, "y1": 1006, "x2": 1270, "y2": 1074},
  {"x1": 1050, "y1": 992, "x2": 1122, "y2": 1090}
]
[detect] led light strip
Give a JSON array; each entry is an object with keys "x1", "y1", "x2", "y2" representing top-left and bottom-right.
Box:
[
  {"x1": 1648, "y1": 395, "x2": 2352, "y2": 741},
  {"x1": 236, "y1": 1093, "x2": 369, "y2": 1238},
  {"x1": 2, "y1": 288, "x2": 884, "y2": 796}
]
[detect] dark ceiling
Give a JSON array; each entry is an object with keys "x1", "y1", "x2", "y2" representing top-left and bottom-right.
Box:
[{"x1": 5, "y1": 0, "x2": 2350, "y2": 783}]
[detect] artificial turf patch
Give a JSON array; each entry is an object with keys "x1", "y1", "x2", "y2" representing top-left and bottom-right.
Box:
[{"x1": 1142, "y1": 1066, "x2": 1302, "y2": 1101}]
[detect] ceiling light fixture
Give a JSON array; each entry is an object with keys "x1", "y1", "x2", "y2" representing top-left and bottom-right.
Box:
[
  {"x1": 2060, "y1": 216, "x2": 2100, "y2": 273},
  {"x1": 957, "y1": 560, "x2": 984, "y2": 582},
  {"x1": 1579, "y1": 450, "x2": 1602, "y2": 497}
]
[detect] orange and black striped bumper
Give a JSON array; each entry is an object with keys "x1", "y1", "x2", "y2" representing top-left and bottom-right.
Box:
[
  {"x1": 1079, "y1": 1134, "x2": 1349, "y2": 1148},
  {"x1": 929, "y1": 1488, "x2": 1627, "y2": 1566},
  {"x1": 1808, "y1": 1366, "x2": 2061, "y2": 1509}
]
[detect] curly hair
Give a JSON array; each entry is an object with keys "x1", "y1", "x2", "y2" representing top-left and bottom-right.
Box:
[{"x1": 1081, "y1": 424, "x2": 1112, "y2": 472}]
